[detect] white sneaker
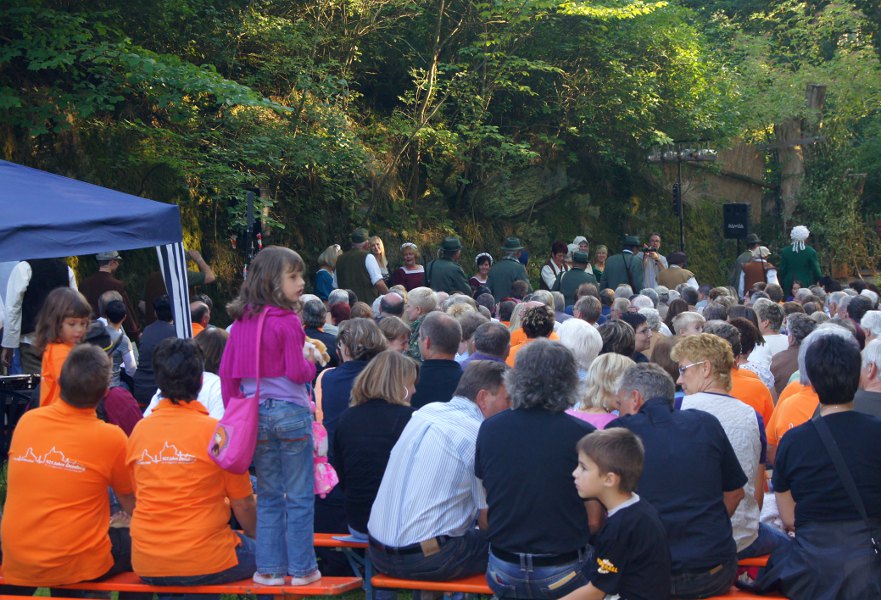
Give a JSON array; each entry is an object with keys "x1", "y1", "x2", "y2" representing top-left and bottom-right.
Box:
[
  {"x1": 289, "y1": 570, "x2": 322, "y2": 586},
  {"x1": 253, "y1": 572, "x2": 285, "y2": 586}
]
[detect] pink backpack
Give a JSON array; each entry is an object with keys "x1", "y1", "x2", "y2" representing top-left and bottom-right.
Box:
[{"x1": 313, "y1": 369, "x2": 339, "y2": 498}]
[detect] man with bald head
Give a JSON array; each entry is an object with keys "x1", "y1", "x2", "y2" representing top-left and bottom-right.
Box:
[{"x1": 190, "y1": 301, "x2": 211, "y2": 336}]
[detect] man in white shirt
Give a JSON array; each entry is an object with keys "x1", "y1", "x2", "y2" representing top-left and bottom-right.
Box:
[{"x1": 368, "y1": 361, "x2": 510, "y2": 584}]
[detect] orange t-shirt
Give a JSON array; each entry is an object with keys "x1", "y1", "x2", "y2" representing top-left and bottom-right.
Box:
[
  {"x1": 126, "y1": 399, "x2": 253, "y2": 577},
  {"x1": 729, "y1": 368, "x2": 774, "y2": 425},
  {"x1": 191, "y1": 322, "x2": 205, "y2": 337},
  {"x1": 509, "y1": 328, "x2": 559, "y2": 348},
  {"x1": 39, "y1": 341, "x2": 74, "y2": 406},
  {"x1": 1, "y1": 401, "x2": 132, "y2": 586},
  {"x1": 766, "y1": 383, "x2": 819, "y2": 447}
]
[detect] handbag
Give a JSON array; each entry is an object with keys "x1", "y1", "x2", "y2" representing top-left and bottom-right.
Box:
[
  {"x1": 312, "y1": 368, "x2": 339, "y2": 498},
  {"x1": 208, "y1": 308, "x2": 267, "y2": 474},
  {"x1": 812, "y1": 415, "x2": 881, "y2": 557}
]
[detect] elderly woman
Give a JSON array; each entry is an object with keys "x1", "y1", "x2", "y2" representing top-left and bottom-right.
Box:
[
  {"x1": 748, "y1": 333, "x2": 881, "y2": 599},
  {"x1": 333, "y1": 350, "x2": 416, "y2": 541},
  {"x1": 506, "y1": 304, "x2": 555, "y2": 367},
  {"x1": 673, "y1": 334, "x2": 776, "y2": 561},
  {"x1": 391, "y1": 242, "x2": 425, "y2": 291},
  {"x1": 476, "y1": 340, "x2": 595, "y2": 599},
  {"x1": 567, "y1": 352, "x2": 634, "y2": 429},
  {"x1": 557, "y1": 318, "x2": 602, "y2": 379},
  {"x1": 315, "y1": 244, "x2": 342, "y2": 301},
  {"x1": 860, "y1": 310, "x2": 881, "y2": 344},
  {"x1": 314, "y1": 318, "x2": 388, "y2": 555}
]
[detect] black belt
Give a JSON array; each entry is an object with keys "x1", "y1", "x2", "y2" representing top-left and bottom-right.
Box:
[
  {"x1": 492, "y1": 546, "x2": 586, "y2": 567},
  {"x1": 368, "y1": 535, "x2": 451, "y2": 556}
]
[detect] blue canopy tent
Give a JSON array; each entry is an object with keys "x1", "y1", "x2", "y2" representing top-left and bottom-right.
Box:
[{"x1": 0, "y1": 160, "x2": 192, "y2": 338}]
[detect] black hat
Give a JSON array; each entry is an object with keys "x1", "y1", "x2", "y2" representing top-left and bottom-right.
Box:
[
  {"x1": 746, "y1": 233, "x2": 761, "y2": 244},
  {"x1": 622, "y1": 235, "x2": 641, "y2": 247},
  {"x1": 572, "y1": 251, "x2": 590, "y2": 264}
]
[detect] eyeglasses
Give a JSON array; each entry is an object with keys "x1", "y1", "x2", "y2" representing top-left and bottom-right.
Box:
[{"x1": 678, "y1": 361, "x2": 706, "y2": 375}]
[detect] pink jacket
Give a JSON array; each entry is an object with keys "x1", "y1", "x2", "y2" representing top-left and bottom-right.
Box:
[{"x1": 219, "y1": 305, "x2": 316, "y2": 404}]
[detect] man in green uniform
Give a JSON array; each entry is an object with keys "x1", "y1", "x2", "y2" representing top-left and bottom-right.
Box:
[
  {"x1": 487, "y1": 237, "x2": 530, "y2": 302},
  {"x1": 553, "y1": 251, "x2": 597, "y2": 307},
  {"x1": 778, "y1": 225, "x2": 823, "y2": 297},
  {"x1": 730, "y1": 233, "x2": 761, "y2": 288},
  {"x1": 336, "y1": 227, "x2": 389, "y2": 304},
  {"x1": 426, "y1": 236, "x2": 471, "y2": 295},
  {"x1": 600, "y1": 235, "x2": 644, "y2": 291}
]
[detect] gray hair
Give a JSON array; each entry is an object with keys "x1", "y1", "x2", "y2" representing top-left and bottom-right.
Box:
[
  {"x1": 753, "y1": 298, "x2": 784, "y2": 331},
  {"x1": 786, "y1": 312, "x2": 818, "y2": 345},
  {"x1": 861, "y1": 311, "x2": 881, "y2": 338},
  {"x1": 861, "y1": 289, "x2": 879, "y2": 308},
  {"x1": 575, "y1": 296, "x2": 602, "y2": 323},
  {"x1": 810, "y1": 311, "x2": 830, "y2": 324},
  {"x1": 505, "y1": 339, "x2": 578, "y2": 412},
  {"x1": 639, "y1": 288, "x2": 659, "y2": 307},
  {"x1": 612, "y1": 297, "x2": 631, "y2": 314},
  {"x1": 639, "y1": 307, "x2": 662, "y2": 332},
  {"x1": 531, "y1": 289, "x2": 555, "y2": 308},
  {"x1": 328, "y1": 288, "x2": 350, "y2": 306},
  {"x1": 558, "y1": 318, "x2": 602, "y2": 372},
  {"x1": 795, "y1": 288, "x2": 813, "y2": 304},
  {"x1": 551, "y1": 291, "x2": 566, "y2": 312},
  {"x1": 828, "y1": 291, "x2": 848, "y2": 308},
  {"x1": 302, "y1": 299, "x2": 327, "y2": 329},
  {"x1": 798, "y1": 325, "x2": 859, "y2": 386},
  {"x1": 862, "y1": 339, "x2": 881, "y2": 374},
  {"x1": 654, "y1": 285, "x2": 670, "y2": 304},
  {"x1": 615, "y1": 284, "x2": 633, "y2": 299},
  {"x1": 703, "y1": 320, "x2": 741, "y2": 356},
  {"x1": 631, "y1": 295, "x2": 654, "y2": 311},
  {"x1": 618, "y1": 363, "x2": 676, "y2": 408}
]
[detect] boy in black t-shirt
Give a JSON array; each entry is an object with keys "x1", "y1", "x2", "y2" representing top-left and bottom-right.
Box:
[{"x1": 564, "y1": 429, "x2": 671, "y2": 600}]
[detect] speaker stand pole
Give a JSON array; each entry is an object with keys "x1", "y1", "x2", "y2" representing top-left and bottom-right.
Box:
[{"x1": 677, "y1": 156, "x2": 685, "y2": 252}]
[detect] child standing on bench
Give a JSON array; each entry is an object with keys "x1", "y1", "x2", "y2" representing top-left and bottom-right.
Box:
[
  {"x1": 220, "y1": 246, "x2": 320, "y2": 586},
  {"x1": 34, "y1": 286, "x2": 91, "y2": 407},
  {"x1": 562, "y1": 429, "x2": 671, "y2": 600}
]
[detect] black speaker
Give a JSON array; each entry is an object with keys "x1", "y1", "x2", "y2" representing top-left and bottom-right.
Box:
[{"x1": 723, "y1": 203, "x2": 750, "y2": 239}]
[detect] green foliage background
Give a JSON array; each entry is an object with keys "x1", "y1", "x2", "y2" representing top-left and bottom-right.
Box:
[{"x1": 2, "y1": 0, "x2": 881, "y2": 305}]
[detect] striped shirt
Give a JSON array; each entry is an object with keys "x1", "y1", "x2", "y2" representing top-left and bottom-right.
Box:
[{"x1": 367, "y1": 396, "x2": 486, "y2": 547}]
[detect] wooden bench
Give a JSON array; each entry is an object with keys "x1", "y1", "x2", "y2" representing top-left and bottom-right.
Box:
[
  {"x1": 0, "y1": 571, "x2": 362, "y2": 598},
  {"x1": 370, "y1": 556, "x2": 775, "y2": 598}
]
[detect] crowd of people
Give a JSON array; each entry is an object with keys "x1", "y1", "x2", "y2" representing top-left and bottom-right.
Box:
[{"x1": 0, "y1": 222, "x2": 880, "y2": 600}]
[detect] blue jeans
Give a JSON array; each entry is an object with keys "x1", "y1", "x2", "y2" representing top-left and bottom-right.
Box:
[
  {"x1": 737, "y1": 523, "x2": 791, "y2": 559},
  {"x1": 254, "y1": 400, "x2": 317, "y2": 577},
  {"x1": 140, "y1": 532, "x2": 256, "y2": 600},
  {"x1": 670, "y1": 557, "x2": 738, "y2": 599},
  {"x1": 486, "y1": 547, "x2": 593, "y2": 599}
]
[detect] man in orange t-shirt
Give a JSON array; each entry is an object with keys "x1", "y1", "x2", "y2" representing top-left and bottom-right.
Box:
[
  {"x1": 766, "y1": 382, "x2": 819, "y2": 465},
  {"x1": 126, "y1": 338, "x2": 257, "y2": 586},
  {"x1": 729, "y1": 368, "x2": 775, "y2": 426},
  {"x1": 2, "y1": 345, "x2": 135, "y2": 587}
]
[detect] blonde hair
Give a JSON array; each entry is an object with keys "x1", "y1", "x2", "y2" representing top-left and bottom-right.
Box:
[
  {"x1": 671, "y1": 311, "x2": 705, "y2": 335},
  {"x1": 227, "y1": 246, "x2": 305, "y2": 319},
  {"x1": 317, "y1": 244, "x2": 342, "y2": 269},
  {"x1": 369, "y1": 235, "x2": 388, "y2": 270},
  {"x1": 350, "y1": 350, "x2": 417, "y2": 406},
  {"x1": 580, "y1": 353, "x2": 635, "y2": 411},
  {"x1": 670, "y1": 333, "x2": 733, "y2": 390}
]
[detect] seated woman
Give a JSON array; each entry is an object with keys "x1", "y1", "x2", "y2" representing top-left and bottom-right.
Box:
[
  {"x1": 673, "y1": 334, "x2": 781, "y2": 565},
  {"x1": 314, "y1": 318, "x2": 388, "y2": 569},
  {"x1": 750, "y1": 333, "x2": 881, "y2": 598},
  {"x1": 391, "y1": 242, "x2": 425, "y2": 291},
  {"x1": 333, "y1": 350, "x2": 416, "y2": 541},
  {"x1": 126, "y1": 338, "x2": 256, "y2": 597},
  {"x1": 144, "y1": 326, "x2": 228, "y2": 419},
  {"x1": 566, "y1": 352, "x2": 634, "y2": 429}
]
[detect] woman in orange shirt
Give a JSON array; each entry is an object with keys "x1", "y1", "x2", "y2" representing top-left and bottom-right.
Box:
[{"x1": 35, "y1": 287, "x2": 92, "y2": 406}]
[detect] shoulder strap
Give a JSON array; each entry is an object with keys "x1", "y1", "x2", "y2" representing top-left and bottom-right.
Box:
[
  {"x1": 314, "y1": 367, "x2": 334, "y2": 424},
  {"x1": 812, "y1": 415, "x2": 879, "y2": 555},
  {"x1": 253, "y1": 309, "x2": 268, "y2": 401}
]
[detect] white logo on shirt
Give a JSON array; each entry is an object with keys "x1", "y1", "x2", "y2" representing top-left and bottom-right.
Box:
[
  {"x1": 12, "y1": 446, "x2": 86, "y2": 473},
  {"x1": 135, "y1": 441, "x2": 196, "y2": 465}
]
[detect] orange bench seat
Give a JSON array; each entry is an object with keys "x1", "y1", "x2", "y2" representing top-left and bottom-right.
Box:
[
  {"x1": 371, "y1": 572, "x2": 492, "y2": 595},
  {"x1": 0, "y1": 570, "x2": 362, "y2": 597}
]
